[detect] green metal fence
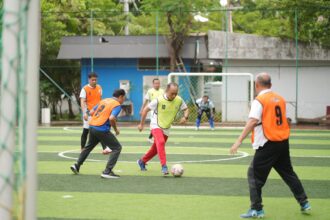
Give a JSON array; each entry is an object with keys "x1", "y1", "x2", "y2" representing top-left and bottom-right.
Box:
[{"x1": 40, "y1": 4, "x2": 330, "y2": 123}]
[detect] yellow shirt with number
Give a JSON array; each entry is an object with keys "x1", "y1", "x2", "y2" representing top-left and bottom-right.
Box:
[{"x1": 146, "y1": 88, "x2": 164, "y2": 101}]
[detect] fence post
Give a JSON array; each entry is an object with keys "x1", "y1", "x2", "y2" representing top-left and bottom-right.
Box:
[
  {"x1": 295, "y1": 8, "x2": 299, "y2": 121},
  {"x1": 156, "y1": 11, "x2": 159, "y2": 76},
  {"x1": 90, "y1": 9, "x2": 94, "y2": 72}
]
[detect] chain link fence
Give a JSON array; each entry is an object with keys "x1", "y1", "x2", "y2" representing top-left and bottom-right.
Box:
[
  {"x1": 170, "y1": 73, "x2": 253, "y2": 126},
  {"x1": 41, "y1": 4, "x2": 330, "y2": 124}
]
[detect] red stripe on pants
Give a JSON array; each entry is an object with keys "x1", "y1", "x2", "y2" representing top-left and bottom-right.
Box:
[{"x1": 142, "y1": 128, "x2": 168, "y2": 166}]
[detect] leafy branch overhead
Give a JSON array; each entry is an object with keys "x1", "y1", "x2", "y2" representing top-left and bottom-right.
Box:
[
  {"x1": 39, "y1": 0, "x2": 330, "y2": 119},
  {"x1": 141, "y1": 0, "x2": 218, "y2": 71}
]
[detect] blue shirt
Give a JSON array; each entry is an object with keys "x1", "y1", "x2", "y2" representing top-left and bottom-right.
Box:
[{"x1": 90, "y1": 104, "x2": 122, "y2": 132}]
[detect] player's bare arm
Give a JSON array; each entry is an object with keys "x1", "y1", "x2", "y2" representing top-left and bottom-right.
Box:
[
  {"x1": 109, "y1": 115, "x2": 119, "y2": 135},
  {"x1": 139, "y1": 99, "x2": 148, "y2": 115},
  {"x1": 179, "y1": 108, "x2": 189, "y2": 124},
  {"x1": 81, "y1": 97, "x2": 88, "y2": 121},
  {"x1": 138, "y1": 106, "x2": 151, "y2": 131},
  {"x1": 230, "y1": 118, "x2": 258, "y2": 154}
]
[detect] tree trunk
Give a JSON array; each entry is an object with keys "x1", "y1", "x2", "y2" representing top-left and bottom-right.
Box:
[
  {"x1": 52, "y1": 102, "x2": 57, "y2": 119},
  {"x1": 169, "y1": 45, "x2": 177, "y2": 72},
  {"x1": 166, "y1": 12, "x2": 191, "y2": 72},
  {"x1": 59, "y1": 100, "x2": 63, "y2": 118},
  {"x1": 68, "y1": 98, "x2": 75, "y2": 119}
]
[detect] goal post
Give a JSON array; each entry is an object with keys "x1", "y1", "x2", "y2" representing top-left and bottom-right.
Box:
[
  {"x1": 168, "y1": 72, "x2": 254, "y2": 123},
  {"x1": 0, "y1": 0, "x2": 40, "y2": 219},
  {"x1": 25, "y1": 0, "x2": 41, "y2": 219},
  {"x1": 0, "y1": 0, "x2": 20, "y2": 219}
]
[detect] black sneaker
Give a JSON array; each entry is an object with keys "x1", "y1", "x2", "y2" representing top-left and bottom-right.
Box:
[
  {"x1": 70, "y1": 164, "x2": 80, "y2": 174},
  {"x1": 101, "y1": 171, "x2": 120, "y2": 179}
]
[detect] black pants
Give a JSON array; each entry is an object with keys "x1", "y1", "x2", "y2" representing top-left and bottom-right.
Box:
[
  {"x1": 197, "y1": 109, "x2": 212, "y2": 120},
  {"x1": 77, "y1": 128, "x2": 122, "y2": 173},
  {"x1": 248, "y1": 140, "x2": 308, "y2": 210},
  {"x1": 81, "y1": 128, "x2": 107, "y2": 149},
  {"x1": 81, "y1": 128, "x2": 89, "y2": 149}
]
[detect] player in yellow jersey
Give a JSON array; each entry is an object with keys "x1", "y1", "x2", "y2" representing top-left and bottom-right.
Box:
[
  {"x1": 138, "y1": 82, "x2": 189, "y2": 175},
  {"x1": 140, "y1": 78, "x2": 164, "y2": 143}
]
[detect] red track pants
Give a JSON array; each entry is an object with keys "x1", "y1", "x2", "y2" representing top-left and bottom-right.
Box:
[{"x1": 142, "y1": 128, "x2": 168, "y2": 166}]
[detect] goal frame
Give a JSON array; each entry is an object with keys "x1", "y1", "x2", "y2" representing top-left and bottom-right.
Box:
[
  {"x1": 168, "y1": 72, "x2": 254, "y2": 122},
  {"x1": 0, "y1": 0, "x2": 40, "y2": 219}
]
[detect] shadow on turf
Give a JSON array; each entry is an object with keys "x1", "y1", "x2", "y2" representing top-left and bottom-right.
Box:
[{"x1": 38, "y1": 174, "x2": 330, "y2": 199}]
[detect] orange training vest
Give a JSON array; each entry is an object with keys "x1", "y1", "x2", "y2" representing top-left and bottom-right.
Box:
[
  {"x1": 83, "y1": 84, "x2": 102, "y2": 110},
  {"x1": 252, "y1": 91, "x2": 290, "y2": 142},
  {"x1": 89, "y1": 98, "x2": 120, "y2": 127}
]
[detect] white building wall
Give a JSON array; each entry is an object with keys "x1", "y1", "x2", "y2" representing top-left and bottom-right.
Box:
[
  {"x1": 223, "y1": 60, "x2": 330, "y2": 123},
  {"x1": 221, "y1": 75, "x2": 250, "y2": 122},
  {"x1": 298, "y1": 67, "x2": 330, "y2": 119}
]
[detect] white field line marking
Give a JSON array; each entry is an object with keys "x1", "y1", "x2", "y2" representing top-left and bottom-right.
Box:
[
  {"x1": 58, "y1": 149, "x2": 249, "y2": 163},
  {"x1": 50, "y1": 150, "x2": 239, "y2": 156},
  {"x1": 62, "y1": 195, "x2": 73, "y2": 199},
  {"x1": 63, "y1": 127, "x2": 78, "y2": 132},
  {"x1": 62, "y1": 126, "x2": 245, "y2": 132},
  {"x1": 38, "y1": 146, "x2": 237, "y2": 151},
  {"x1": 43, "y1": 149, "x2": 330, "y2": 159},
  {"x1": 171, "y1": 126, "x2": 245, "y2": 130},
  {"x1": 62, "y1": 126, "x2": 330, "y2": 132},
  {"x1": 298, "y1": 155, "x2": 330, "y2": 158},
  {"x1": 59, "y1": 127, "x2": 330, "y2": 137}
]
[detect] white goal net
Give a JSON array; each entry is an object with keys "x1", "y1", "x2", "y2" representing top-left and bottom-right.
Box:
[{"x1": 168, "y1": 72, "x2": 254, "y2": 124}]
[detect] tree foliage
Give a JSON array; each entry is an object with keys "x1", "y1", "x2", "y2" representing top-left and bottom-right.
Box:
[
  {"x1": 141, "y1": 0, "x2": 219, "y2": 71},
  {"x1": 40, "y1": 0, "x2": 123, "y2": 119},
  {"x1": 39, "y1": 0, "x2": 330, "y2": 119},
  {"x1": 234, "y1": 0, "x2": 330, "y2": 46}
]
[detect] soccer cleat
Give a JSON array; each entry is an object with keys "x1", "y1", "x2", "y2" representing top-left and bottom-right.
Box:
[
  {"x1": 195, "y1": 127, "x2": 199, "y2": 131},
  {"x1": 300, "y1": 202, "x2": 311, "y2": 214},
  {"x1": 70, "y1": 164, "x2": 80, "y2": 174},
  {"x1": 161, "y1": 165, "x2": 169, "y2": 175},
  {"x1": 101, "y1": 171, "x2": 120, "y2": 179},
  {"x1": 102, "y1": 146, "x2": 112, "y2": 155},
  {"x1": 211, "y1": 127, "x2": 215, "y2": 131},
  {"x1": 137, "y1": 159, "x2": 147, "y2": 171},
  {"x1": 240, "y1": 209, "x2": 265, "y2": 218}
]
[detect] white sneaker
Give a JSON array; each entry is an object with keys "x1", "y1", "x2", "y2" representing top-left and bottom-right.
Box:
[
  {"x1": 102, "y1": 147, "x2": 112, "y2": 155},
  {"x1": 211, "y1": 127, "x2": 215, "y2": 131},
  {"x1": 195, "y1": 127, "x2": 199, "y2": 131},
  {"x1": 148, "y1": 138, "x2": 154, "y2": 144}
]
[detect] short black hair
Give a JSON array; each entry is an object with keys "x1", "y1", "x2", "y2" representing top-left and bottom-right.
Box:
[
  {"x1": 88, "y1": 72, "x2": 98, "y2": 79},
  {"x1": 203, "y1": 95, "x2": 209, "y2": 99},
  {"x1": 153, "y1": 78, "x2": 160, "y2": 83},
  {"x1": 113, "y1": 89, "x2": 126, "y2": 98}
]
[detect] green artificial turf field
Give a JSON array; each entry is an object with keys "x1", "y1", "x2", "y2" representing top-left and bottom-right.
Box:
[{"x1": 37, "y1": 127, "x2": 330, "y2": 220}]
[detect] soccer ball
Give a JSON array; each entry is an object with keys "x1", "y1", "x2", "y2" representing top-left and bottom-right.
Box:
[{"x1": 171, "y1": 164, "x2": 184, "y2": 177}]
